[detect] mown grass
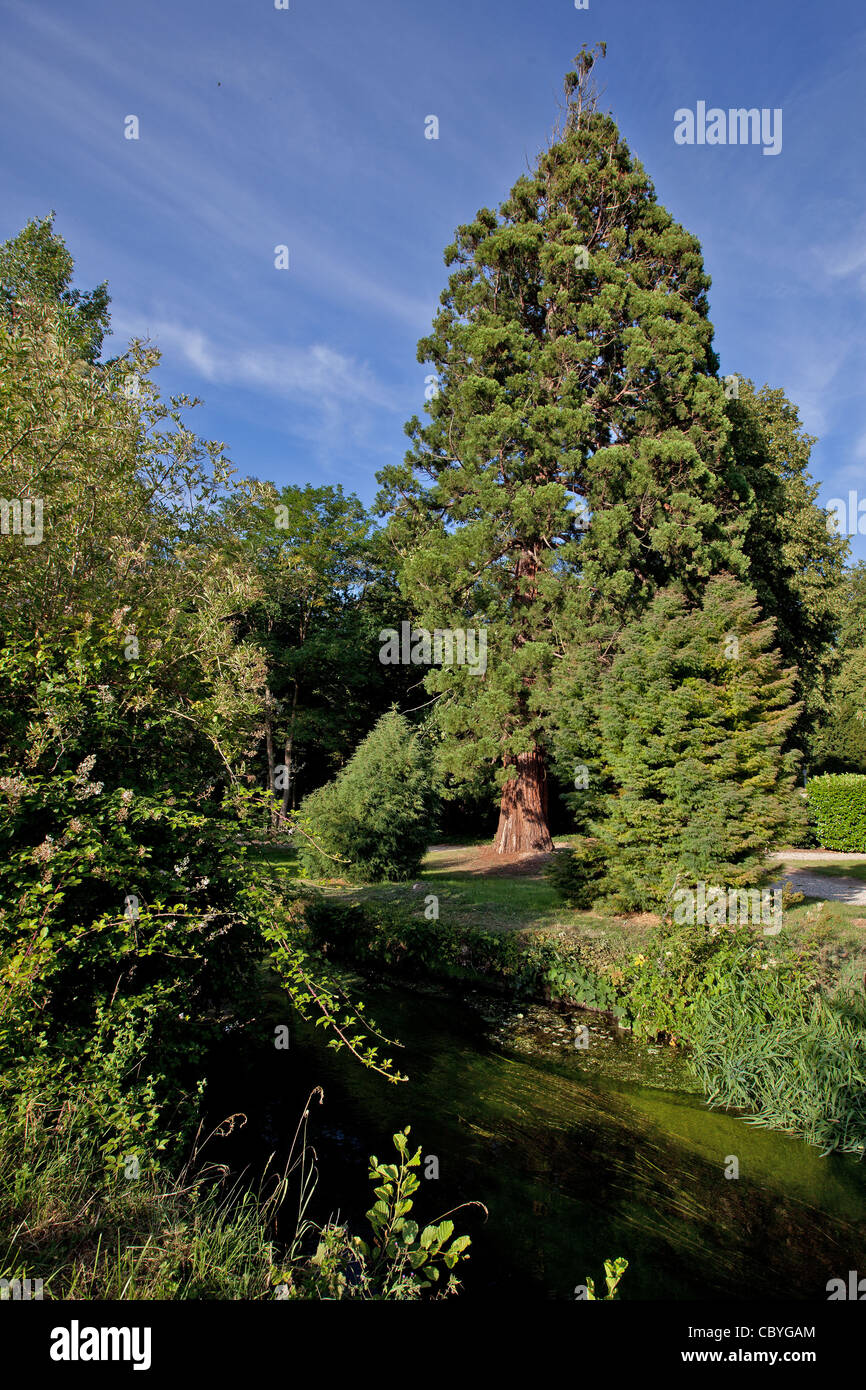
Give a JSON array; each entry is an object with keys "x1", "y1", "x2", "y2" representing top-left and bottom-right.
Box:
[
  {"x1": 316, "y1": 843, "x2": 654, "y2": 972},
  {"x1": 305, "y1": 839, "x2": 866, "y2": 996},
  {"x1": 244, "y1": 843, "x2": 302, "y2": 879}
]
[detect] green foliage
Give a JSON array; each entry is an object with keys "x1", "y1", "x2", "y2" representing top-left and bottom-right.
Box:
[
  {"x1": 274, "y1": 1128, "x2": 477, "y2": 1300},
  {"x1": 593, "y1": 576, "x2": 803, "y2": 912},
  {"x1": 0, "y1": 763, "x2": 263, "y2": 1159},
  {"x1": 0, "y1": 278, "x2": 404, "y2": 1163},
  {"x1": 584, "y1": 1256, "x2": 628, "y2": 1300},
  {"x1": 0, "y1": 1084, "x2": 287, "y2": 1299},
  {"x1": 222, "y1": 482, "x2": 412, "y2": 819},
  {"x1": 1, "y1": 1087, "x2": 474, "y2": 1300},
  {"x1": 0, "y1": 213, "x2": 110, "y2": 362},
  {"x1": 545, "y1": 839, "x2": 608, "y2": 907},
  {"x1": 262, "y1": 896, "x2": 407, "y2": 1083},
  {"x1": 811, "y1": 566, "x2": 866, "y2": 774},
  {"x1": 807, "y1": 773, "x2": 866, "y2": 851},
  {"x1": 297, "y1": 711, "x2": 439, "y2": 882},
  {"x1": 688, "y1": 969, "x2": 866, "y2": 1155},
  {"x1": 616, "y1": 919, "x2": 866, "y2": 1153},
  {"x1": 0, "y1": 297, "x2": 265, "y2": 787},
  {"x1": 726, "y1": 379, "x2": 848, "y2": 758},
  {"x1": 303, "y1": 896, "x2": 625, "y2": 1016},
  {"x1": 621, "y1": 921, "x2": 806, "y2": 1045}
]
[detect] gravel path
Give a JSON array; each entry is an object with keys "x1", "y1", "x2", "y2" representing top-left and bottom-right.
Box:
[{"x1": 771, "y1": 852, "x2": 866, "y2": 905}]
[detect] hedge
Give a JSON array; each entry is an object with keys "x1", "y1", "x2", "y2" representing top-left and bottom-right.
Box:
[{"x1": 808, "y1": 773, "x2": 866, "y2": 851}]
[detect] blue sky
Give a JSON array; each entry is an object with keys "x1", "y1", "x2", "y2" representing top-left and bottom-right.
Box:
[{"x1": 2, "y1": 0, "x2": 865, "y2": 557}]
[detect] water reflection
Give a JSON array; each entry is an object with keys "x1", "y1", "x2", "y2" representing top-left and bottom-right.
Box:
[{"x1": 206, "y1": 980, "x2": 866, "y2": 1301}]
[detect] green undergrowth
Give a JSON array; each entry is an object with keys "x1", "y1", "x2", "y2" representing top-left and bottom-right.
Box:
[
  {"x1": 303, "y1": 895, "x2": 866, "y2": 1155},
  {"x1": 303, "y1": 895, "x2": 625, "y2": 1017},
  {"x1": 0, "y1": 1085, "x2": 475, "y2": 1300}
]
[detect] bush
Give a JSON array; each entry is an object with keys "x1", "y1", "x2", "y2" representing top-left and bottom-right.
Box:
[
  {"x1": 545, "y1": 839, "x2": 608, "y2": 908},
  {"x1": 296, "y1": 711, "x2": 439, "y2": 882},
  {"x1": 303, "y1": 897, "x2": 625, "y2": 1016},
  {"x1": 621, "y1": 920, "x2": 805, "y2": 1045},
  {"x1": 0, "y1": 763, "x2": 265, "y2": 1165},
  {"x1": 807, "y1": 773, "x2": 866, "y2": 851}
]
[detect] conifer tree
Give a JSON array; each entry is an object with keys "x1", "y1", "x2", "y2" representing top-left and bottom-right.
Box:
[
  {"x1": 726, "y1": 378, "x2": 848, "y2": 757},
  {"x1": 592, "y1": 575, "x2": 802, "y2": 911},
  {"x1": 378, "y1": 47, "x2": 746, "y2": 852},
  {"x1": 297, "y1": 710, "x2": 439, "y2": 881}
]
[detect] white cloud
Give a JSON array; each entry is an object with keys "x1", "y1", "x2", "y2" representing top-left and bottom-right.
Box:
[{"x1": 111, "y1": 317, "x2": 399, "y2": 413}]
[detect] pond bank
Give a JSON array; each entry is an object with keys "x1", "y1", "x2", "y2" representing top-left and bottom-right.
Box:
[{"x1": 204, "y1": 974, "x2": 866, "y2": 1301}]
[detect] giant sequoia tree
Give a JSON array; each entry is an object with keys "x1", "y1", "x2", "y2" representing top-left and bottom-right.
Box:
[{"x1": 378, "y1": 49, "x2": 746, "y2": 853}]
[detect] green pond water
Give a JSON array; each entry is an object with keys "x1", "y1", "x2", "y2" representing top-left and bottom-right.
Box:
[{"x1": 206, "y1": 977, "x2": 866, "y2": 1300}]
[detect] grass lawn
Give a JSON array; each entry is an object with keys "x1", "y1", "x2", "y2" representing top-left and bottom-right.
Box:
[
  {"x1": 265, "y1": 837, "x2": 866, "y2": 994},
  {"x1": 283, "y1": 840, "x2": 661, "y2": 970},
  {"x1": 805, "y1": 861, "x2": 866, "y2": 883},
  {"x1": 243, "y1": 843, "x2": 302, "y2": 877}
]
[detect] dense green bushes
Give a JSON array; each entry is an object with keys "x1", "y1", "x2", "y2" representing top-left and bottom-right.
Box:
[
  {"x1": 621, "y1": 920, "x2": 807, "y2": 1043},
  {"x1": 0, "y1": 765, "x2": 265, "y2": 1172},
  {"x1": 303, "y1": 897, "x2": 623, "y2": 1015},
  {"x1": 807, "y1": 773, "x2": 866, "y2": 851},
  {"x1": 297, "y1": 711, "x2": 439, "y2": 882}
]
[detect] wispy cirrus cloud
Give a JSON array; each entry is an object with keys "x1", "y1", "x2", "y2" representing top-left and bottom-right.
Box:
[{"x1": 111, "y1": 316, "x2": 400, "y2": 412}]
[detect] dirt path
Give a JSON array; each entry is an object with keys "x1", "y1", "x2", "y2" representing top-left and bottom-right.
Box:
[{"x1": 427, "y1": 842, "x2": 570, "y2": 877}]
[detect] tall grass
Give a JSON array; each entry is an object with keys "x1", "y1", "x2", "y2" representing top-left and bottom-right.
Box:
[
  {"x1": 688, "y1": 970, "x2": 866, "y2": 1155},
  {"x1": 0, "y1": 1088, "x2": 318, "y2": 1299}
]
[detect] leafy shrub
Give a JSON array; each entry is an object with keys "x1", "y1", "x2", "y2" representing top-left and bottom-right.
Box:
[
  {"x1": 807, "y1": 773, "x2": 866, "y2": 851},
  {"x1": 297, "y1": 711, "x2": 439, "y2": 882},
  {"x1": 545, "y1": 839, "x2": 608, "y2": 908},
  {"x1": 620, "y1": 920, "x2": 807, "y2": 1044},
  {"x1": 0, "y1": 762, "x2": 263, "y2": 1160},
  {"x1": 304, "y1": 897, "x2": 625, "y2": 1016},
  {"x1": 276, "y1": 1128, "x2": 477, "y2": 1300}
]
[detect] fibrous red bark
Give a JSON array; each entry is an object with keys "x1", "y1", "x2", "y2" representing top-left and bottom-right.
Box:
[{"x1": 494, "y1": 746, "x2": 553, "y2": 854}]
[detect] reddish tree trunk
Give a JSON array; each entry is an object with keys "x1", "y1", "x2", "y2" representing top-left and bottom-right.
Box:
[{"x1": 494, "y1": 747, "x2": 553, "y2": 854}]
